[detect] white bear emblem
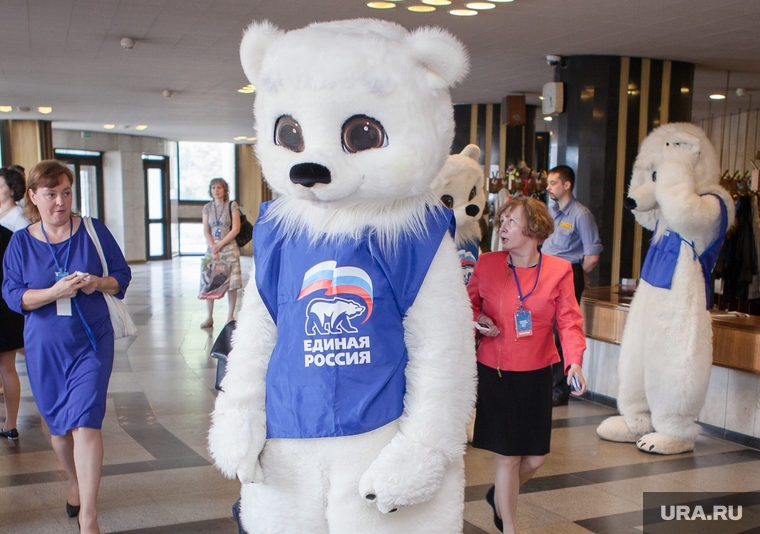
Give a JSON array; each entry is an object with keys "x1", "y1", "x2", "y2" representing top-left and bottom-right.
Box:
[{"x1": 305, "y1": 297, "x2": 366, "y2": 335}]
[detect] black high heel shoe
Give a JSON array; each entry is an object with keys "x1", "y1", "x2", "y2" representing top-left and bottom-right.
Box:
[
  {"x1": 0, "y1": 428, "x2": 18, "y2": 441},
  {"x1": 66, "y1": 502, "x2": 80, "y2": 518},
  {"x1": 485, "y1": 485, "x2": 504, "y2": 532}
]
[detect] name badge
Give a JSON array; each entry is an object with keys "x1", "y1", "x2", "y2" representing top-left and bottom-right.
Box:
[
  {"x1": 55, "y1": 270, "x2": 72, "y2": 316},
  {"x1": 213, "y1": 228, "x2": 222, "y2": 238},
  {"x1": 515, "y1": 309, "x2": 533, "y2": 337},
  {"x1": 559, "y1": 222, "x2": 573, "y2": 230}
]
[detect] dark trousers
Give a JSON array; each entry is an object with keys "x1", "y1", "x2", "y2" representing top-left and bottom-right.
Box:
[{"x1": 552, "y1": 262, "x2": 585, "y2": 397}]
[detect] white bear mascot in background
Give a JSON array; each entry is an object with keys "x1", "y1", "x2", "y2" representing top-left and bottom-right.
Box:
[
  {"x1": 432, "y1": 144, "x2": 486, "y2": 285},
  {"x1": 208, "y1": 19, "x2": 477, "y2": 534},
  {"x1": 597, "y1": 123, "x2": 734, "y2": 455}
]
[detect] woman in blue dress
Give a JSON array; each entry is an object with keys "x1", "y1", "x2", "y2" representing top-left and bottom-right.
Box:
[{"x1": 2, "y1": 160, "x2": 131, "y2": 534}]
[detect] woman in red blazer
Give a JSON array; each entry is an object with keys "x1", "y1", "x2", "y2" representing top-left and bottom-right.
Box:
[{"x1": 468, "y1": 196, "x2": 587, "y2": 533}]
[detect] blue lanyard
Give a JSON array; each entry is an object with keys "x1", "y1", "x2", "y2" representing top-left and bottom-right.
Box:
[
  {"x1": 211, "y1": 202, "x2": 224, "y2": 228},
  {"x1": 41, "y1": 218, "x2": 97, "y2": 351},
  {"x1": 41, "y1": 218, "x2": 73, "y2": 274},
  {"x1": 508, "y1": 251, "x2": 542, "y2": 311}
]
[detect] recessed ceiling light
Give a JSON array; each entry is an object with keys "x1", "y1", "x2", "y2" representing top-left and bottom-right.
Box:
[
  {"x1": 543, "y1": 116, "x2": 553, "y2": 121},
  {"x1": 0, "y1": 106, "x2": 12, "y2": 113},
  {"x1": 422, "y1": 0, "x2": 451, "y2": 4},
  {"x1": 238, "y1": 84, "x2": 256, "y2": 94},
  {"x1": 104, "y1": 124, "x2": 116, "y2": 129},
  {"x1": 466, "y1": 2, "x2": 495, "y2": 9},
  {"x1": 409, "y1": 5, "x2": 436, "y2": 11},
  {"x1": 233, "y1": 136, "x2": 247, "y2": 141},
  {"x1": 136, "y1": 125, "x2": 148, "y2": 130},
  {"x1": 38, "y1": 106, "x2": 53, "y2": 114},
  {"x1": 538, "y1": 96, "x2": 544, "y2": 100},
  {"x1": 450, "y1": 8, "x2": 478, "y2": 15},
  {"x1": 680, "y1": 87, "x2": 690, "y2": 93},
  {"x1": 367, "y1": 1, "x2": 397, "y2": 8},
  {"x1": 709, "y1": 94, "x2": 725, "y2": 100},
  {"x1": 247, "y1": 137, "x2": 257, "y2": 141}
]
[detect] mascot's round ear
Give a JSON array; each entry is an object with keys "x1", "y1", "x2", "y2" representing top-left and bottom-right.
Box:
[
  {"x1": 240, "y1": 20, "x2": 285, "y2": 85},
  {"x1": 460, "y1": 144, "x2": 480, "y2": 162},
  {"x1": 405, "y1": 26, "x2": 469, "y2": 89}
]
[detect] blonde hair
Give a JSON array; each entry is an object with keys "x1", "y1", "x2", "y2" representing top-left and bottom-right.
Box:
[
  {"x1": 495, "y1": 196, "x2": 554, "y2": 243},
  {"x1": 24, "y1": 160, "x2": 75, "y2": 224}
]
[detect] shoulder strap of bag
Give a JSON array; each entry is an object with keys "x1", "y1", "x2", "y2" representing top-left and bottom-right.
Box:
[{"x1": 83, "y1": 217, "x2": 109, "y2": 277}]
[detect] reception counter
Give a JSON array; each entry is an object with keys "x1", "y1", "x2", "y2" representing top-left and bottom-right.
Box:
[{"x1": 580, "y1": 286, "x2": 760, "y2": 447}]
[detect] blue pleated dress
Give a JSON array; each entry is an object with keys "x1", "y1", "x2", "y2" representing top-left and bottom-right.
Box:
[{"x1": 1, "y1": 218, "x2": 131, "y2": 435}]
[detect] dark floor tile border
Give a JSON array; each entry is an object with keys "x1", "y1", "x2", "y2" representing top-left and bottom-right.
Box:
[
  {"x1": 574, "y1": 510, "x2": 643, "y2": 534},
  {"x1": 551, "y1": 414, "x2": 610, "y2": 429},
  {"x1": 110, "y1": 517, "x2": 238, "y2": 534},
  {"x1": 464, "y1": 449, "x2": 760, "y2": 501},
  {"x1": 0, "y1": 391, "x2": 209, "y2": 488}
]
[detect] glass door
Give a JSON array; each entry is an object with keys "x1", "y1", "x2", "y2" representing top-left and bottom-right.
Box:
[
  {"x1": 55, "y1": 150, "x2": 104, "y2": 219},
  {"x1": 143, "y1": 156, "x2": 171, "y2": 260}
]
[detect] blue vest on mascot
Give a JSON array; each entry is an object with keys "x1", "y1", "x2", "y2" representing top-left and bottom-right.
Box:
[
  {"x1": 459, "y1": 239, "x2": 479, "y2": 285},
  {"x1": 640, "y1": 194, "x2": 728, "y2": 309},
  {"x1": 254, "y1": 201, "x2": 456, "y2": 439}
]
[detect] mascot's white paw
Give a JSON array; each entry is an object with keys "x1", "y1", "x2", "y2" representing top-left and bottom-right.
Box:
[
  {"x1": 597, "y1": 415, "x2": 648, "y2": 443},
  {"x1": 236, "y1": 449, "x2": 265, "y2": 484},
  {"x1": 636, "y1": 432, "x2": 694, "y2": 455},
  {"x1": 359, "y1": 433, "x2": 447, "y2": 513}
]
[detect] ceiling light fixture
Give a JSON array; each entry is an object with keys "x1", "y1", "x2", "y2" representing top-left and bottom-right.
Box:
[
  {"x1": 422, "y1": 0, "x2": 451, "y2": 4},
  {"x1": 409, "y1": 5, "x2": 436, "y2": 11},
  {"x1": 104, "y1": 124, "x2": 116, "y2": 129},
  {"x1": 238, "y1": 84, "x2": 255, "y2": 94},
  {"x1": 466, "y1": 2, "x2": 496, "y2": 9},
  {"x1": 543, "y1": 116, "x2": 553, "y2": 121},
  {"x1": 136, "y1": 125, "x2": 148, "y2": 130},
  {"x1": 162, "y1": 90, "x2": 173, "y2": 98},
  {"x1": 367, "y1": 2, "x2": 397, "y2": 8},
  {"x1": 709, "y1": 94, "x2": 726, "y2": 100},
  {"x1": 0, "y1": 106, "x2": 12, "y2": 113},
  {"x1": 247, "y1": 137, "x2": 257, "y2": 141},
  {"x1": 38, "y1": 106, "x2": 53, "y2": 114},
  {"x1": 120, "y1": 37, "x2": 136, "y2": 50},
  {"x1": 450, "y1": 8, "x2": 478, "y2": 15},
  {"x1": 233, "y1": 136, "x2": 247, "y2": 141}
]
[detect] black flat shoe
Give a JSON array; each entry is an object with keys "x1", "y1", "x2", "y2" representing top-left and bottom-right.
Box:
[
  {"x1": 485, "y1": 485, "x2": 504, "y2": 532},
  {"x1": 0, "y1": 428, "x2": 18, "y2": 441},
  {"x1": 66, "y1": 502, "x2": 80, "y2": 518}
]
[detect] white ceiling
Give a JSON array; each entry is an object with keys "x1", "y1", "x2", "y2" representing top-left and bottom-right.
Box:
[{"x1": 1, "y1": 0, "x2": 759, "y2": 143}]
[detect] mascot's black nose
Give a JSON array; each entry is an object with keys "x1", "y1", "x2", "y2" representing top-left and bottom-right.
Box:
[
  {"x1": 290, "y1": 163, "x2": 332, "y2": 188},
  {"x1": 624, "y1": 197, "x2": 637, "y2": 210},
  {"x1": 465, "y1": 204, "x2": 480, "y2": 217}
]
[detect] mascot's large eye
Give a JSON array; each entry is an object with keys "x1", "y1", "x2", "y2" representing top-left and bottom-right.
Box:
[
  {"x1": 440, "y1": 195, "x2": 454, "y2": 209},
  {"x1": 468, "y1": 186, "x2": 477, "y2": 202},
  {"x1": 652, "y1": 171, "x2": 657, "y2": 182},
  {"x1": 274, "y1": 116, "x2": 304, "y2": 152},
  {"x1": 342, "y1": 115, "x2": 387, "y2": 153}
]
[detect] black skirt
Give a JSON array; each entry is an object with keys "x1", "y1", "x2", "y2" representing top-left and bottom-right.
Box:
[{"x1": 471, "y1": 361, "x2": 553, "y2": 457}]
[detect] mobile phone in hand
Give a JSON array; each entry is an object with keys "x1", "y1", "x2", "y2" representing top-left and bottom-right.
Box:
[
  {"x1": 474, "y1": 322, "x2": 490, "y2": 334},
  {"x1": 570, "y1": 375, "x2": 582, "y2": 392}
]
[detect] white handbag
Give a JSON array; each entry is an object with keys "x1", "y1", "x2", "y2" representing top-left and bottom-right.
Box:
[{"x1": 82, "y1": 217, "x2": 137, "y2": 339}]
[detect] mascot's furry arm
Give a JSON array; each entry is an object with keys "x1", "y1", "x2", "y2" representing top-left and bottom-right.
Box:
[
  {"x1": 208, "y1": 260, "x2": 276, "y2": 483},
  {"x1": 653, "y1": 132, "x2": 727, "y2": 248},
  {"x1": 359, "y1": 236, "x2": 477, "y2": 513}
]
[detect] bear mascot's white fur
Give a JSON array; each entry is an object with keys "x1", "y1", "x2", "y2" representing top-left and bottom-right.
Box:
[
  {"x1": 596, "y1": 123, "x2": 734, "y2": 455},
  {"x1": 208, "y1": 19, "x2": 477, "y2": 534},
  {"x1": 432, "y1": 144, "x2": 486, "y2": 285}
]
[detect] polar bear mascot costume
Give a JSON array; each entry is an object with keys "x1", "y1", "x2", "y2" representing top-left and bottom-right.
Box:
[
  {"x1": 432, "y1": 144, "x2": 486, "y2": 285},
  {"x1": 597, "y1": 123, "x2": 734, "y2": 455},
  {"x1": 208, "y1": 19, "x2": 477, "y2": 534}
]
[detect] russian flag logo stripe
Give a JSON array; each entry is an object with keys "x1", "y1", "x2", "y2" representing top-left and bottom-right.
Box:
[{"x1": 298, "y1": 261, "x2": 374, "y2": 321}]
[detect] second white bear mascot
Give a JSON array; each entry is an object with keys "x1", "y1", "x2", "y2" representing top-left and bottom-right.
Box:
[
  {"x1": 432, "y1": 144, "x2": 486, "y2": 284},
  {"x1": 208, "y1": 19, "x2": 477, "y2": 534},
  {"x1": 597, "y1": 123, "x2": 734, "y2": 455}
]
